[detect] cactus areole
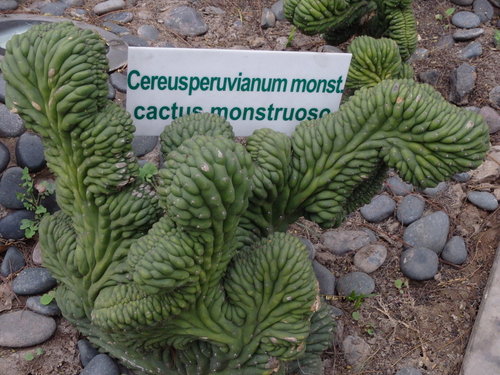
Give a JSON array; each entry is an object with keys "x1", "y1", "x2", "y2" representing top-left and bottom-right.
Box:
[{"x1": 1, "y1": 23, "x2": 489, "y2": 375}]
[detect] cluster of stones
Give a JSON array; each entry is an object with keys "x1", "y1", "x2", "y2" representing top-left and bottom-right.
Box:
[
  {"x1": 416, "y1": 0, "x2": 500, "y2": 134},
  {"x1": 308, "y1": 167, "x2": 499, "y2": 370}
]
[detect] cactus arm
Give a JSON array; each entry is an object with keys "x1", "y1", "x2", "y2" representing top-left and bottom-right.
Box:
[
  {"x1": 277, "y1": 79, "x2": 489, "y2": 228},
  {"x1": 2, "y1": 22, "x2": 161, "y2": 315}
]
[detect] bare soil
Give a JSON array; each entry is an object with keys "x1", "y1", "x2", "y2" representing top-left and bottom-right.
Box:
[{"x1": 0, "y1": 1, "x2": 499, "y2": 374}]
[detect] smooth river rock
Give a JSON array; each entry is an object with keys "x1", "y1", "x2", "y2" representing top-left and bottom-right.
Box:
[
  {"x1": 403, "y1": 211, "x2": 450, "y2": 254},
  {"x1": 442, "y1": 236, "x2": 468, "y2": 265},
  {"x1": 336, "y1": 271, "x2": 375, "y2": 296},
  {"x1": 321, "y1": 230, "x2": 373, "y2": 255},
  {"x1": 400, "y1": 247, "x2": 439, "y2": 281},
  {"x1": 360, "y1": 195, "x2": 396, "y2": 223},
  {"x1": 0, "y1": 310, "x2": 56, "y2": 347},
  {"x1": 12, "y1": 267, "x2": 57, "y2": 295}
]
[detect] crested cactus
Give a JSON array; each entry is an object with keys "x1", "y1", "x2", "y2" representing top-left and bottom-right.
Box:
[
  {"x1": 346, "y1": 36, "x2": 413, "y2": 90},
  {"x1": 2, "y1": 22, "x2": 490, "y2": 375},
  {"x1": 284, "y1": 0, "x2": 417, "y2": 60}
]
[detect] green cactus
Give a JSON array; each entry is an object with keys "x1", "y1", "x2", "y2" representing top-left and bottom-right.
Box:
[
  {"x1": 284, "y1": 0, "x2": 417, "y2": 60},
  {"x1": 2, "y1": 22, "x2": 490, "y2": 375},
  {"x1": 346, "y1": 36, "x2": 414, "y2": 90}
]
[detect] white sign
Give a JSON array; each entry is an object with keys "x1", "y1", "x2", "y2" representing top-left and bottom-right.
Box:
[{"x1": 126, "y1": 47, "x2": 351, "y2": 136}]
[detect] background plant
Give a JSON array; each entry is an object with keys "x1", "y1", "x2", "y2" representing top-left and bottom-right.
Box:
[{"x1": 16, "y1": 167, "x2": 55, "y2": 238}]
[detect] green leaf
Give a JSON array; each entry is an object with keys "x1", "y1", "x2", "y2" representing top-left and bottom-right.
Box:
[
  {"x1": 40, "y1": 291, "x2": 55, "y2": 305},
  {"x1": 35, "y1": 206, "x2": 48, "y2": 215},
  {"x1": 445, "y1": 8, "x2": 455, "y2": 17},
  {"x1": 24, "y1": 352, "x2": 35, "y2": 361},
  {"x1": 35, "y1": 348, "x2": 45, "y2": 356},
  {"x1": 352, "y1": 311, "x2": 361, "y2": 321},
  {"x1": 435, "y1": 14, "x2": 443, "y2": 20},
  {"x1": 138, "y1": 162, "x2": 158, "y2": 183},
  {"x1": 394, "y1": 279, "x2": 403, "y2": 289},
  {"x1": 20, "y1": 219, "x2": 34, "y2": 230}
]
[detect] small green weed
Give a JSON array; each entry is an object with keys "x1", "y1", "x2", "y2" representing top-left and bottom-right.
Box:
[
  {"x1": 394, "y1": 278, "x2": 409, "y2": 294},
  {"x1": 345, "y1": 291, "x2": 376, "y2": 321},
  {"x1": 286, "y1": 26, "x2": 297, "y2": 48},
  {"x1": 435, "y1": 7, "x2": 455, "y2": 21},
  {"x1": 40, "y1": 290, "x2": 56, "y2": 305},
  {"x1": 24, "y1": 348, "x2": 45, "y2": 361},
  {"x1": 494, "y1": 30, "x2": 500, "y2": 48},
  {"x1": 138, "y1": 162, "x2": 159, "y2": 186},
  {"x1": 16, "y1": 168, "x2": 55, "y2": 238}
]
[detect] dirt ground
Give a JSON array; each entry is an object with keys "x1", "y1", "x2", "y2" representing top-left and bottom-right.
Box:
[{"x1": 0, "y1": 0, "x2": 499, "y2": 374}]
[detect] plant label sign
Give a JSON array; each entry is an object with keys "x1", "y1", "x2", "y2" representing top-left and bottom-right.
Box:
[{"x1": 126, "y1": 47, "x2": 352, "y2": 136}]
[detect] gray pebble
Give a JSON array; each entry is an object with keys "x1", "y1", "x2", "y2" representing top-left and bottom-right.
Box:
[
  {"x1": 360, "y1": 195, "x2": 396, "y2": 223},
  {"x1": 0, "y1": 142, "x2": 10, "y2": 173},
  {"x1": 329, "y1": 305, "x2": 344, "y2": 317},
  {"x1": 26, "y1": 296, "x2": 61, "y2": 316},
  {"x1": 418, "y1": 69, "x2": 440, "y2": 86},
  {"x1": 353, "y1": 244, "x2": 387, "y2": 273},
  {"x1": 0, "y1": 246, "x2": 25, "y2": 277},
  {"x1": 479, "y1": 106, "x2": 500, "y2": 134},
  {"x1": 16, "y1": 133, "x2": 46, "y2": 172},
  {"x1": 408, "y1": 48, "x2": 429, "y2": 63},
  {"x1": 299, "y1": 237, "x2": 316, "y2": 260},
  {"x1": 312, "y1": 261, "x2": 335, "y2": 296},
  {"x1": 449, "y1": 63, "x2": 476, "y2": 105},
  {"x1": 109, "y1": 72, "x2": 127, "y2": 93},
  {"x1": 489, "y1": 0, "x2": 500, "y2": 8},
  {"x1": 473, "y1": 0, "x2": 494, "y2": 22},
  {"x1": 93, "y1": 0, "x2": 125, "y2": 15},
  {"x1": 132, "y1": 136, "x2": 158, "y2": 156},
  {"x1": 0, "y1": 167, "x2": 29, "y2": 210},
  {"x1": 459, "y1": 41, "x2": 483, "y2": 59},
  {"x1": 422, "y1": 181, "x2": 447, "y2": 197},
  {"x1": 103, "y1": 11, "x2": 133, "y2": 23},
  {"x1": 0, "y1": 210, "x2": 35, "y2": 240},
  {"x1": 81, "y1": 354, "x2": 120, "y2": 375},
  {"x1": 453, "y1": 28, "x2": 484, "y2": 41},
  {"x1": 0, "y1": 310, "x2": 56, "y2": 347},
  {"x1": 450, "y1": 0, "x2": 474, "y2": 5},
  {"x1": 62, "y1": 0, "x2": 84, "y2": 6},
  {"x1": 400, "y1": 247, "x2": 439, "y2": 281},
  {"x1": 442, "y1": 236, "x2": 468, "y2": 265},
  {"x1": 489, "y1": 86, "x2": 500, "y2": 109},
  {"x1": 336, "y1": 271, "x2": 375, "y2": 296},
  {"x1": 453, "y1": 172, "x2": 471, "y2": 182},
  {"x1": 163, "y1": 6, "x2": 208, "y2": 37},
  {"x1": 78, "y1": 339, "x2": 99, "y2": 367},
  {"x1": 435, "y1": 35, "x2": 455, "y2": 50},
  {"x1": 37, "y1": 2, "x2": 68, "y2": 16},
  {"x1": 0, "y1": 73, "x2": 6, "y2": 103},
  {"x1": 403, "y1": 211, "x2": 449, "y2": 254},
  {"x1": 12, "y1": 267, "x2": 57, "y2": 295},
  {"x1": 342, "y1": 335, "x2": 371, "y2": 366},
  {"x1": 204, "y1": 6, "x2": 225, "y2": 15},
  {"x1": 397, "y1": 195, "x2": 425, "y2": 225},
  {"x1": 467, "y1": 191, "x2": 499, "y2": 211},
  {"x1": 32, "y1": 241, "x2": 43, "y2": 265},
  {"x1": 261, "y1": 8, "x2": 276, "y2": 29},
  {"x1": 321, "y1": 230, "x2": 373, "y2": 256},
  {"x1": 452, "y1": 11, "x2": 481, "y2": 29},
  {"x1": 107, "y1": 81, "x2": 116, "y2": 100},
  {"x1": 271, "y1": 0, "x2": 285, "y2": 21},
  {"x1": 386, "y1": 176, "x2": 413, "y2": 196},
  {"x1": 102, "y1": 22, "x2": 131, "y2": 36},
  {"x1": 396, "y1": 368, "x2": 423, "y2": 375},
  {"x1": 121, "y1": 34, "x2": 149, "y2": 47},
  {"x1": 0, "y1": 103, "x2": 25, "y2": 137},
  {"x1": 137, "y1": 25, "x2": 159, "y2": 41},
  {"x1": 0, "y1": 0, "x2": 18, "y2": 11}
]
